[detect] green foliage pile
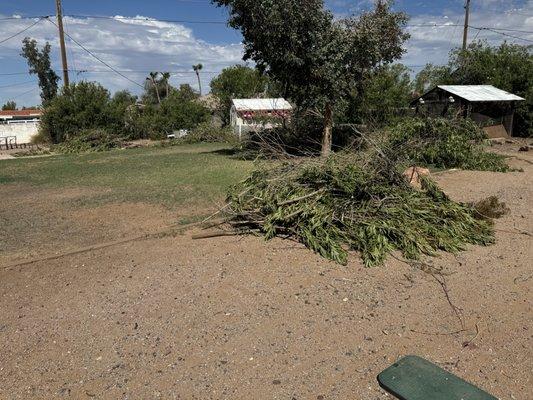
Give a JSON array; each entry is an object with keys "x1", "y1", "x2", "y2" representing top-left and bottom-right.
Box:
[
  {"x1": 52, "y1": 129, "x2": 122, "y2": 154},
  {"x1": 386, "y1": 117, "x2": 509, "y2": 172},
  {"x1": 227, "y1": 152, "x2": 495, "y2": 266},
  {"x1": 184, "y1": 122, "x2": 236, "y2": 144}
]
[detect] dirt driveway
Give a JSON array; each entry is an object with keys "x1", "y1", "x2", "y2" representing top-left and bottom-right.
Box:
[{"x1": 1, "y1": 149, "x2": 532, "y2": 399}]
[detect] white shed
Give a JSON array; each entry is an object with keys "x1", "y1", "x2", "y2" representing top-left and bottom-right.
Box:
[{"x1": 230, "y1": 98, "x2": 292, "y2": 139}]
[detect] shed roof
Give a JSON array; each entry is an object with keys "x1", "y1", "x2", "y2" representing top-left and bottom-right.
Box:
[
  {"x1": 437, "y1": 85, "x2": 524, "y2": 102},
  {"x1": 232, "y1": 98, "x2": 292, "y2": 111}
]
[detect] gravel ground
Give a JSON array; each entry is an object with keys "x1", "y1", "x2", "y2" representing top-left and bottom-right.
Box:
[{"x1": 0, "y1": 146, "x2": 531, "y2": 400}]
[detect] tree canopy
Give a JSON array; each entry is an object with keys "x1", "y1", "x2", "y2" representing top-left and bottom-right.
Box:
[
  {"x1": 414, "y1": 41, "x2": 533, "y2": 136},
  {"x1": 351, "y1": 63, "x2": 413, "y2": 125},
  {"x1": 210, "y1": 65, "x2": 270, "y2": 125},
  {"x1": 21, "y1": 38, "x2": 60, "y2": 105},
  {"x1": 2, "y1": 101, "x2": 17, "y2": 111},
  {"x1": 212, "y1": 0, "x2": 409, "y2": 155}
]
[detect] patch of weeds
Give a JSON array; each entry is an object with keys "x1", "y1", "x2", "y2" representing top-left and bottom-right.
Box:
[{"x1": 473, "y1": 196, "x2": 510, "y2": 219}]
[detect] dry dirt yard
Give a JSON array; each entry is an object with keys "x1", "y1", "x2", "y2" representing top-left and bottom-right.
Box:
[{"x1": 0, "y1": 145, "x2": 532, "y2": 399}]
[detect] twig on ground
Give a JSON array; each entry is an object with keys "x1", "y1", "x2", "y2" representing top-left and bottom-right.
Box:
[
  {"x1": 462, "y1": 322, "x2": 481, "y2": 348},
  {"x1": 391, "y1": 254, "x2": 465, "y2": 330}
]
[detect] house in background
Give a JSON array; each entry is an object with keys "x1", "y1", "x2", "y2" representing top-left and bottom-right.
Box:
[
  {"x1": 230, "y1": 98, "x2": 292, "y2": 139},
  {"x1": 0, "y1": 109, "x2": 42, "y2": 147},
  {"x1": 411, "y1": 85, "x2": 525, "y2": 137}
]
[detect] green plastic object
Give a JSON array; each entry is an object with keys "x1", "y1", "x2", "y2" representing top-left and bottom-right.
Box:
[{"x1": 378, "y1": 355, "x2": 498, "y2": 400}]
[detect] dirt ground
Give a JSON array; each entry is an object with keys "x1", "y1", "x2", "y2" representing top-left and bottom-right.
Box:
[{"x1": 1, "y1": 144, "x2": 532, "y2": 399}]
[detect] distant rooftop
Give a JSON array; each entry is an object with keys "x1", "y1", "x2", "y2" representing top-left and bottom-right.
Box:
[
  {"x1": 437, "y1": 85, "x2": 524, "y2": 102},
  {"x1": 0, "y1": 109, "x2": 42, "y2": 118},
  {"x1": 232, "y1": 98, "x2": 292, "y2": 111}
]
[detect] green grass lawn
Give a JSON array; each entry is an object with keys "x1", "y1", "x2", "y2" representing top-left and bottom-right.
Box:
[{"x1": 0, "y1": 143, "x2": 253, "y2": 210}]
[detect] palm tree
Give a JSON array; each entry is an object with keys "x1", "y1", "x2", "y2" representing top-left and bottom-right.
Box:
[
  {"x1": 192, "y1": 64, "x2": 203, "y2": 96},
  {"x1": 148, "y1": 71, "x2": 161, "y2": 104},
  {"x1": 161, "y1": 72, "x2": 171, "y2": 98}
]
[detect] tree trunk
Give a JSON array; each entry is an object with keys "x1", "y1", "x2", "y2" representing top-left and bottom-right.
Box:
[
  {"x1": 321, "y1": 102, "x2": 333, "y2": 157},
  {"x1": 151, "y1": 78, "x2": 161, "y2": 104},
  {"x1": 196, "y1": 72, "x2": 202, "y2": 96}
]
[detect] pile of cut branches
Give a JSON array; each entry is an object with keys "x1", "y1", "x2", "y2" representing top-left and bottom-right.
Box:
[
  {"x1": 225, "y1": 152, "x2": 496, "y2": 266},
  {"x1": 386, "y1": 117, "x2": 509, "y2": 172}
]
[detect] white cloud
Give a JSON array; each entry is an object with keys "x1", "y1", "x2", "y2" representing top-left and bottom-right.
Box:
[
  {"x1": 402, "y1": 1, "x2": 533, "y2": 70},
  {"x1": 0, "y1": 15, "x2": 244, "y2": 105},
  {"x1": 0, "y1": 1, "x2": 532, "y2": 106}
]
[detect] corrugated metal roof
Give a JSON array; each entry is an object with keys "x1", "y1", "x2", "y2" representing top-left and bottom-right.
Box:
[
  {"x1": 232, "y1": 98, "x2": 292, "y2": 111},
  {"x1": 438, "y1": 85, "x2": 524, "y2": 102}
]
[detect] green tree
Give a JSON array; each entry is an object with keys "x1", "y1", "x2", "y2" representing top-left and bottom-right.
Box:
[
  {"x1": 144, "y1": 72, "x2": 162, "y2": 104},
  {"x1": 39, "y1": 82, "x2": 113, "y2": 143},
  {"x1": 353, "y1": 63, "x2": 413, "y2": 125},
  {"x1": 107, "y1": 90, "x2": 138, "y2": 136},
  {"x1": 161, "y1": 72, "x2": 171, "y2": 98},
  {"x1": 143, "y1": 72, "x2": 174, "y2": 104},
  {"x1": 193, "y1": 64, "x2": 203, "y2": 96},
  {"x1": 129, "y1": 84, "x2": 209, "y2": 139},
  {"x1": 451, "y1": 42, "x2": 532, "y2": 136},
  {"x1": 20, "y1": 37, "x2": 60, "y2": 105},
  {"x1": 413, "y1": 64, "x2": 453, "y2": 95},
  {"x1": 213, "y1": 0, "x2": 409, "y2": 156},
  {"x1": 414, "y1": 41, "x2": 533, "y2": 136},
  {"x1": 210, "y1": 65, "x2": 269, "y2": 125},
  {"x1": 2, "y1": 101, "x2": 17, "y2": 111}
]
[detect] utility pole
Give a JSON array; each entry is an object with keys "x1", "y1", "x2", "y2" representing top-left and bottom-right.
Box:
[
  {"x1": 462, "y1": 0, "x2": 471, "y2": 51},
  {"x1": 55, "y1": 0, "x2": 69, "y2": 87}
]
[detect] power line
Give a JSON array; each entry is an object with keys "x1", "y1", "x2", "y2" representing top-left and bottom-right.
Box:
[
  {"x1": 7, "y1": 86, "x2": 39, "y2": 100},
  {"x1": 0, "y1": 80, "x2": 37, "y2": 89},
  {"x1": 0, "y1": 69, "x2": 222, "y2": 76},
  {"x1": 46, "y1": 18, "x2": 144, "y2": 88},
  {"x1": 470, "y1": 26, "x2": 533, "y2": 44},
  {"x1": 0, "y1": 16, "x2": 45, "y2": 45},
  {"x1": 481, "y1": 27, "x2": 533, "y2": 34},
  {"x1": 0, "y1": 16, "x2": 50, "y2": 21}
]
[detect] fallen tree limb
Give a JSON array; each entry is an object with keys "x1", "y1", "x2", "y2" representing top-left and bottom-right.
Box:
[{"x1": 192, "y1": 230, "x2": 243, "y2": 240}]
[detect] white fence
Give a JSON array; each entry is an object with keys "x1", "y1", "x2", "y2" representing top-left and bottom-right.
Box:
[{"x1": 0, "y1": 120, "x2": 40, "y2": 144}]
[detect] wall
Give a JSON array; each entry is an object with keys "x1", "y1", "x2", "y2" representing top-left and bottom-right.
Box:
[{"x1": 0, "y1": 121, "x2": 40, "y2": 144}]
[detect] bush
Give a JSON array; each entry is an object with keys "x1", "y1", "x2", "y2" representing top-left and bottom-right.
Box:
[
  {"x1": 184, "y1": 122, "x2": 236, "y2": 143},
  {"x1": 127, "y1": 88, "x2": 211, "y2": 140},
  {"x1": 386, "y1": 117, "x2": 509, "y2": 172},
  {"x1": 39, "y1": 82, "x2": 120, "y2": 143},
  {"x1": 52, "y1": 129, "x2": 122, "y2": 154}
]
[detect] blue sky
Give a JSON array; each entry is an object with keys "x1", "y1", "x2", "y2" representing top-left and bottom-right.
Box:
[{"x1": 0, "y1": 0, "x2": 531, "y2": 106}]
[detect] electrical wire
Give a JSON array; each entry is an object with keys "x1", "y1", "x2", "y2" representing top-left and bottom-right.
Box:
[
  {"x1": 0, "y1": 16, "x2": 45, "y2": 45},
  {"x1": 0, "y1": 80, "x2": 37, "y2": 89},
  {"x1": 46, "y1": 18, "x2": 144, "y2": 88},
  {"x1": 0, "y1": 69, "x2": 221, "y2": 76},
  {"x1": 470, "y1": 26, "x2": 533, "y2": 44},
  {"x1": 0, "y1": 16, "x2": 50, "y2": 21},
  {"x1": 6, "y1": 86, "x2": 39, "y2": 100}
]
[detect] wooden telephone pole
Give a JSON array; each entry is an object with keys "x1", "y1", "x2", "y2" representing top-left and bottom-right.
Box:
[
  {"x1": 462, "y1": 0, "x2": 471, "y2": 51},
  {"x1": 55, "y1": 0, "x2": 69, "y2": 87}
]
